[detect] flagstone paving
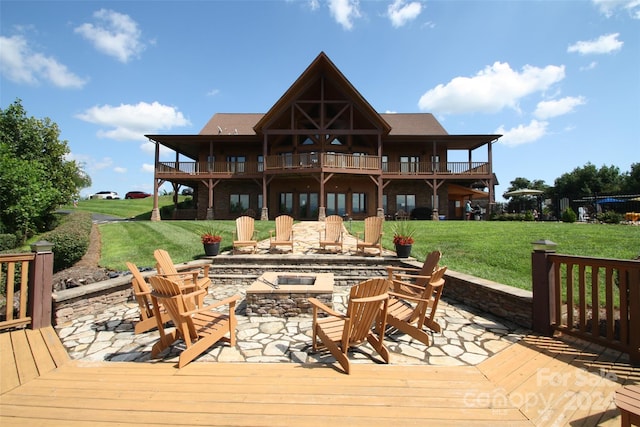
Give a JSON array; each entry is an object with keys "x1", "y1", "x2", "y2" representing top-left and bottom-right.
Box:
[{"x1": 55, "y1": 220, "x2": 529, "y2": 366}]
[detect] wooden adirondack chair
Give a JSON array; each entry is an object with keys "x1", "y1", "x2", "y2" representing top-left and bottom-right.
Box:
[
  {"x1": 148, "y1": 275, "x2": 240, "y2": 368},
  {"x1": 356, "y1": 216, "x2": 384, "y2": 256},
  {"x1": 384, "y1": 266, "x2": 447, "y2": 346},
  {"x1": 233, "y1": 215, "x2": 258, "y2": 254},
  {"x1": 386, "y1": 250, "x2": 442, "y2": 297},
  {"x1": 309, "y1": 277, "x2": 391, "y2": 374},
  {"x1": 269, "y1": 215, "x2": 294, "y2": 252},
  {"x1": 126, "y1": 262, "x2": 172, "y2": 334},
  {"x1": 318, "y1": 215, "x2": 344, "y2": 253},
  {"x1": 154, "y1": 249, "x2": 211, "y2": 306}
]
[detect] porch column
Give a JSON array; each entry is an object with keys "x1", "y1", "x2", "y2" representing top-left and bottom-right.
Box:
[
  {"x1": 206, "y1": 178, "x2": 214, "y2": 220},
  {"x1": 261, "y1": 134, "x2": 269, "y2": 220},
  {"x1": 151, "y1": 140, "x2": 161, "y2": 221},
  {"x1": 318, "y1": 171, "x2": 326, "y2": 221}
]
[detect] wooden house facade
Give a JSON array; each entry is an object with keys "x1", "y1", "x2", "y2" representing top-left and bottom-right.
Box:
[{"x1": 147, "y1": 52, "x2": 501, "y2": 221}]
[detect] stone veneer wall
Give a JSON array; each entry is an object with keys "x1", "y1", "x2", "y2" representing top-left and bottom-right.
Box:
[{"x1": 52, "y1": 257, "x2": 533, "y2": 329}]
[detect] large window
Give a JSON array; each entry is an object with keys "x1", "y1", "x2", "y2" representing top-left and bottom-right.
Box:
[
  {"x1": 299, "y1": 193, "x2": 319, "y2": 218},
  {"x1": 396, "y1": 194, "x2": 415, "y2": 214},
  {"x1": 279, "y1": 192, "x2": 293, "y2": 214},
  {"x1": 400, "y1": 156, "x2": 419, "y2": 174},
  {"x1": 227, "y1": 155, "x2": 246, "y2": 173},
  {"x1": 352, "y1": 193, "x2": 367, "y2": 214},
  {"x1": 230, "y1": 194, "x2": 249, "y2": 213},
  {"x1": 327, "y1": 193, "x2": 346, "y2": 216}
]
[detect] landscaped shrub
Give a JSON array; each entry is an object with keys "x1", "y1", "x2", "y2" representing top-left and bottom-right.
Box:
[
  {"x1": 561, "y1": 207, "x2": 577, "y2": 223},
  {"x1": 0, "y1": 234, "x2": 18, "y2": 251},
  {"x1": 40, "y1": 211, "x2": 92, "y2": 272},
  {"x1": 597, "y1": 211, "x2": 623, "y2": 224}
]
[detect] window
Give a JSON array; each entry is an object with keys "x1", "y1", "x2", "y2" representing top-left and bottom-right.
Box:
[
  {"x1": 257, "y1": 155, "x2": 264, "y2": 172},
  {"x1": 227, "y1": 156, "x2": 246, "y2": 173},
  {"x1": 431, "y1": 155, "x2": 440, "y2": 172},
  {"x1": 327, "y1": 193, "x2": 346, "y2": 216},
  {"x1": 396, "y1": 194, "x2": 416, "y2": 214},
  {"x1": 352, "y1": 193, "x2": 367, "y2": 214},
  {"x1": 281, "y1": 152, "x2": 293, "y2": 168},
  {"x1": 382, "y1": 155, "x2": 388, "y2": 172},
  {"x1": 400, "y1": 156, "x2": 419, "y2": 173},
  {"x1": 230, "y1": 194, "x2": 249, "y2": 213},
  {"x1": 207, "y1": 155, "x2": 215, "y2": 172},
  {"x1": 299, "y1": 192, "x2": 319, "y2": 218},
  {"x1": 279, "y1": 192, "x2": 293, "y2": 214}
]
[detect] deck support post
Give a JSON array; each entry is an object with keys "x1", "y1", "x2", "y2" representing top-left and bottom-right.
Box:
[
  {"x1": 531, "y1": 241, "x2": 557, "y2": 335},
  {"x1": 28, "y1": 241, "x2": 54, "y2": 329}
]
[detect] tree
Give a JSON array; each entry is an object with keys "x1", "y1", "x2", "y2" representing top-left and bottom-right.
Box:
[
  {"x1": 553, "y1": 163, "x2": 623, "y2": 199},
  {"x1": 0, "y1": 99, "x2": 91, "y2": 240},
  {"x1": 503, "y1": 177, "x2": 549, "y2": 213},
  {"x1": 621, "y1": 163, "x2": 640, "y2": 194}
]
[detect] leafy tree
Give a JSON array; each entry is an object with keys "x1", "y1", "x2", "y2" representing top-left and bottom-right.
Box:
[
  {"x1": 621, "y1": 163, "x2": 640, "y2": 194},
  {"x1": 0, "y1": 99, "x2": 91, "y2": 240},
  {"x1": 553, "y1": 163, "x2": 622, "y2": 198},
  {"x1": 503, "y1": 177, "x2": 549, "y2": 213}
]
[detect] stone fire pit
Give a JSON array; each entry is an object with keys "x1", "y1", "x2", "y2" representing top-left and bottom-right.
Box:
[{"x1": 245, "y1": 272, "x2": 334, "y2": 317}]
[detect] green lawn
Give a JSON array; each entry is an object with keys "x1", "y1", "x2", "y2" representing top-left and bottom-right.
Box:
[{"x1": 65, "y1": 198, "x2": 639, "y2": 291}]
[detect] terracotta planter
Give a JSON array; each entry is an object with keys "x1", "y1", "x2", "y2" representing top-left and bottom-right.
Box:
[
  {"x1": 203, "y1": 242, "x2": 220, "y2": 256},
  {"x1": 395, "y1": 244, "x2": 412, "y2": 258}
]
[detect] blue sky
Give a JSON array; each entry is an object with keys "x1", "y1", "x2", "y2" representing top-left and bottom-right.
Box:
[{"x1": 1, "y1": 0, "x2": 638, "y2": 201}]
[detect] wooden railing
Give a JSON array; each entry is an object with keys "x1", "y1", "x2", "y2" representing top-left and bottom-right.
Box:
[
  {"x1": 158, "y1": 156, "x2": 490, "y2": 176},
  {"x1": 532, "y1": 250, "x2": 640, "y2": 361},
  {"x1": 0, "y1": 245, "x2": 54, "y2": 331}
]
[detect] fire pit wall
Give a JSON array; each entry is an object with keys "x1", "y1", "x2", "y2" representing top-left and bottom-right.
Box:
[{"x1": 245, "y1": 272, "x2": 334, "y2": 317}]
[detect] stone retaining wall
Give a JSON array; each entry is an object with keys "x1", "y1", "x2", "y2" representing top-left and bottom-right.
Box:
[{"x1": 52, "y1": 256, "x2": 533, "y2": 329}]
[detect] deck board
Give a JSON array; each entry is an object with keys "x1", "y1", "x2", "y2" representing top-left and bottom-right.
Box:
[{"x1": 1, "y1": 328, "x2": 638, "y2": 426}]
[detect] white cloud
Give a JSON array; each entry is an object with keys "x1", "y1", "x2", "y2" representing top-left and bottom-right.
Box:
[
  {"x1": 75, "y1": 9, "x2": 145, "y2": 63},
  {"x1": 580, "y1": 61, "x2": 599, "y2": 71},
  {"x1": 142, "y1": 163, "x2": 155, "y2": 173},
  {"x1": 418, "y1": 62, "x2": 566, "y2": 114},
  {"x1": 207, "y1": 89, "x2": 220, "y2": 97},
  {"x1": 328, "y1": 0, "x2": 361, "y2": 30},
  {"x1": 113, "y1": 166, "x2": 127, "y2": 174},
  {"x1": 534, "y1": 96, "x2": 586, "y2": 119},
  {"x1": 76, "y1": 101, "x2": 191, "y2": 141},
  {"x1": 496, "y1": 120, "x2": 549, "y2": 147},
  {"x1": 387, "y1": 0, "x2": 422, "y2": 27},
  {"x1": 0, "y1": 35, "x2": 87, "y2": 88},
  {"x1": 592, "y1": 0, "x2": 640, "y2": 19},
  {"x1": 567, "y1": 33, "x2": 623, "y2": 55}
]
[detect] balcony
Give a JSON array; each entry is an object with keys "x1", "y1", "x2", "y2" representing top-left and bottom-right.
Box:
[{"x1": 156, "y1": 155, "x2": 490, "y2": 179}]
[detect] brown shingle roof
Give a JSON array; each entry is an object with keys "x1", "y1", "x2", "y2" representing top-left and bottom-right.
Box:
[
  {"x1": 199, "y1": 112, "x2": 449, "y2": 137},
  {"x1": 381, "y1": 113, "x2": 448, "y2": 136},
  {"x1": 199, "y1": 113, "x2": 264, "y2": 136}
]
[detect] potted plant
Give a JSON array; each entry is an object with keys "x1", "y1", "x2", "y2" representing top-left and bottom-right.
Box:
[
  {"x1": 392, "y1": 220, "x2": 415, "y2": 258},
  {"x1": 200, "y1": 226, "x2": 222, "y2": 256}
]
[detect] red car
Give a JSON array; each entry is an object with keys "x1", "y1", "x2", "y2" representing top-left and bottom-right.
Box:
[{"x1": 125, "y1": 191, "x2": 151, "y2": 199}]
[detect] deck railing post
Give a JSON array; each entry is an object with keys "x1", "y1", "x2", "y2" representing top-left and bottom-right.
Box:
[
  {"x1": 531, "y1": 240, "x2": 557, "y2": 335},
  {"x1": 28, "y1": 240, "x2": 54, "y2": 329}
]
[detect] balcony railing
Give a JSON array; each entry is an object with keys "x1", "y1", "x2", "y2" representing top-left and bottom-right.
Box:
[{"x1": 157, "y1": 156, "x2": 489, "y2": 177}]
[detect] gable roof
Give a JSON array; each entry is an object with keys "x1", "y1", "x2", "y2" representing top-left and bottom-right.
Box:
[
  {"x1": 200, "y1": 113, "x2": 263, "y2": 136},
  {"x1": 253, "y1": 52, "x2": 391, "y2": 134}
]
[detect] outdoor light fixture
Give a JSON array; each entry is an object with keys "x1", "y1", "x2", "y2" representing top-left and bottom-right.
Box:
[{"x1": 531, "y1": 239, "x2": 557, "y2": 252}]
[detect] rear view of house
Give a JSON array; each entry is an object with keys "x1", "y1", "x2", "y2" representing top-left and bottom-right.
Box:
[{"x1": 147, "y1": 52, "x2": 500, "y2": 221}]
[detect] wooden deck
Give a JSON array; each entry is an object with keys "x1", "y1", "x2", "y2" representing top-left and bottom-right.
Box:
[{"x1": 1, "y1": 326, "x2": 638, "y2": 426}]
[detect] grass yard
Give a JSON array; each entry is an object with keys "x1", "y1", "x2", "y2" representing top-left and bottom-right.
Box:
[{"x1": 64, "y1": 197, "x2": 639, "y2": 291}]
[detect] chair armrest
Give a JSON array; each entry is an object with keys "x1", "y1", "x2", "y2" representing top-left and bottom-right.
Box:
[
  {"x1": 183, "y1": 294, "x2": 241, "y2": 316},
  {"x1": 308, "y1": 297, "x2": 344, "y2": 318},
  {"x1": 351, "y1": 293, "x2": 389, "y2": 303},
  {"x1": 386, "y1": 266, "x2": 421, "y2": 274},
  {"x1": 395, "y1": 273, "x2": 432, "y2": 281},
  {"x1": 388, "y1": 291, "x2": 428, "y2": 303},
  {"x1": 392, "y1": 279, "x2": 424, "y2": 293}
]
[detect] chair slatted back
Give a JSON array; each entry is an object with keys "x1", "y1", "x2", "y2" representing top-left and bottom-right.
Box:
[
  {"x1": 343, "y1": 278, "x2": 389, "y2": 347},
  {"x1": 363, "y1": 216, "x2": 383, "y2": 244},
  {"x1": 154, "y1": 249, "x2": 179, "y2": 276},
  {"x1": 411, "y1": 266, "x2": 447, "y2": 324},
  {"x1": 324, "y1": 215, "x2": 343, "y2": 242},
  {"x1": 126, "y1": 262, "x2": 154, "y2": 319},
  {"x1": 274, "y1": 215, "x2": 293, "y2": 241},
  {"x1": 236, "y1": 216, "x2": 255, "y2": 241},
  {"x1": 416, "y1": 250, "x2": 442, "y2": 286},
  {"x1": 148, "y1": 275, "x2": 197, "y2": 341}
]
